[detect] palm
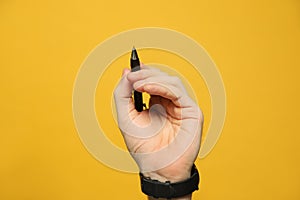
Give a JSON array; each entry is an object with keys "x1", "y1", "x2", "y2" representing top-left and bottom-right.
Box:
[
  {"x1": 125, "y1": 96, "x2": 181, "y2": 152},
  {"x1": 123, "y1": 95, "x2": 201, "y2": 180}
]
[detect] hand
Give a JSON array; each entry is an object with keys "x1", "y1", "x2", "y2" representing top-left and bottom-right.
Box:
[{"x1": 114, "y1": 65, "x2": 203, "y2": 183}]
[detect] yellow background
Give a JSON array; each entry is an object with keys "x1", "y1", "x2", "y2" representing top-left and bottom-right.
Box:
[{"x1": 1, "y1": 0, "x2": 300, "y2": 199}]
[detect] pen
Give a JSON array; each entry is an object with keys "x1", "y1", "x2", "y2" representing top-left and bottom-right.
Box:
[{"x1": 130, "y1": 47, "x2": 144, "y2": 112}]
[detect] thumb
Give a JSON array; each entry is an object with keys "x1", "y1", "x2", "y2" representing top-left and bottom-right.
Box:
[
  {"x1": 122, "y1": 68, "x2": 131, "y2": 76},
  {"x1": 114, "y1": 68, "x2": 132, "y2": 99},
  {"x1": 114, "y1": 68, "x2": 136, "y2": 129}
]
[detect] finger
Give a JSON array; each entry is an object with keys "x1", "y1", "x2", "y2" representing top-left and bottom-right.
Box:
[
  {"x1": 127, "y1": 67, "x2": 167, "y2": 83},
  {"x1": 129, "y1": 69, "x2": 186, "y2": 94},
  {"x1": 136, "y1": 81, "x2": 182, "y2": 106},
  {"x1": 149, "y1": 96, "x2": 181, "y2": 119},
  {"x1": 133, "y1": 75, "x2": 185, "y2": 100},
  {"x1": 133, "y1": 76, "x2": 197, "y2": 111}
]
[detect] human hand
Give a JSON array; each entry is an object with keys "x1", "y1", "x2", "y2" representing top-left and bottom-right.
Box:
[{"x1": 114, "y1": 65, "x2": 203, "y2": 183}]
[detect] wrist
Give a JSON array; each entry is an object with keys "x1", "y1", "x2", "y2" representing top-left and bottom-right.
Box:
[
  {"x1": 141, "y1": 163, "x2": 192, "y2": 183},
  {"x1": 143, "y1": 171, "x2": 192, "y2": 200},
  {"x1": 141, "y1": 169, "x2": 191, "y2": 183},
  {"x1": 148, "y1": 194, "x2": 191, "y2": 200},
  {"x1": 139, "y1": 164, "x2": 199, "y2": 199},
  {"x1": 143, "y1": 172, "x2": 192, "y2": 200}
]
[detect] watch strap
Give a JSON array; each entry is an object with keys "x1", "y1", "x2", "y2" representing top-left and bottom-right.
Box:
[{"x1": 139, "y1": 164, "x2": 200, "y2": 199}]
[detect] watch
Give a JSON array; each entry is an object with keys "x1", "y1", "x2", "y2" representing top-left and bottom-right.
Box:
[{"x1": 139, "y1": 164, "x2": 200, "y2": 199}]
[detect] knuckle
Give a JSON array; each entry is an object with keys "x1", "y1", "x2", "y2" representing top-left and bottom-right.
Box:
[{"x1": 139, "y1": 70, "x2": 146, "y2": 79}]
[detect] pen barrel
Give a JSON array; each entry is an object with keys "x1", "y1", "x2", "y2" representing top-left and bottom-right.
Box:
[
  {"x1": 133, "y1": 91, "x2": 143, "y2": 112},
  {"x1": 130, "y1": 59, "x2": 140, "y2": 72},
  {"x1": 130, "y1": 58, "x2": 143, "y2": 112}
]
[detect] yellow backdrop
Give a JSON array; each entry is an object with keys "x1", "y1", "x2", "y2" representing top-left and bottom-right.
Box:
[{"x1": 1, "y1": 0, "x2": 299, "y2": 199}]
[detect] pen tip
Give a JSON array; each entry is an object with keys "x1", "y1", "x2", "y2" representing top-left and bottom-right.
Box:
[{"x1": 131, "y1": 46, "x2": 138, "y2": 60}]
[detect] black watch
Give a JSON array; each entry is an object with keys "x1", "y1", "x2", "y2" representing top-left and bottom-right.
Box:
[{"x1": 139, "y1": 164, "x2": 200, "y2": 199}]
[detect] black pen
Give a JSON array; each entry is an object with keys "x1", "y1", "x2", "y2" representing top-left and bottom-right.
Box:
[{"x1": 130, "y1": 47, "x2": 144, "y2": 112}]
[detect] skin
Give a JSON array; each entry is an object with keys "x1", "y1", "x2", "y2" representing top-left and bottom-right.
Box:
[{"x1": 114, "y1": 65, "x2": 204, "y2": 200}]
